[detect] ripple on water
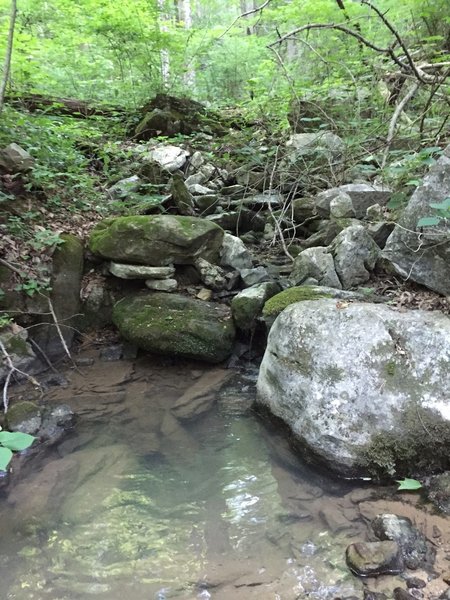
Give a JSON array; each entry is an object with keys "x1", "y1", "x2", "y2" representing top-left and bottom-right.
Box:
[{"x1": 0, "y1": 356, "x2": 367, "y2": 599}]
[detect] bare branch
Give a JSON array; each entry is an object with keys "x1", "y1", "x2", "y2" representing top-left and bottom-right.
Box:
[
  {"x1": 219, "y1": 0, "x2": 274, "y2": 39},
  {"x1": 381, "y1": 81, "x2": 420, "y2": 168}
]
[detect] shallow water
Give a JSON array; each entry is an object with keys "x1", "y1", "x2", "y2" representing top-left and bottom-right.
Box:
[{"x1": 0, "y1": 354, "x2": 446, "y2": 599}]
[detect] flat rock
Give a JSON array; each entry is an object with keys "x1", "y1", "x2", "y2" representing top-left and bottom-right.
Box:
[
  {"x1": 145, "y1": 278, "x2": 178, "y2": 292},
  {"x1": 109, "y1": 263, "x2": 175, "y2": 279},
  {"x1": 171, "y1": 369, "x2": 229, "y2": 420},
  {"x1": 89, "y1": 215, "x2": 224, "y2": 266}
]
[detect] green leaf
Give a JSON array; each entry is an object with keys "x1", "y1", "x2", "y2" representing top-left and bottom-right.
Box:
[
  {"x1": 429, "y1": 197, "x2": 450, "y2": 210},
  {"x1": 0, "y1": 431, "x2": 36, "y2": 451},
  {"x1": 396, "y1": 478, "x2": 422, "y2": 491},
  {"x1": 417, "y1": 216, "x2": 441, "y2": 227},
  {"x1": 0, "y1": 447, "x2": 13, "y2": 471}
]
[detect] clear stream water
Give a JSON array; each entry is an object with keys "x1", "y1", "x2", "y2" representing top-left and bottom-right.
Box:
[{"x1": 0, "y1": 354, "x2": 425, "y2": 599}]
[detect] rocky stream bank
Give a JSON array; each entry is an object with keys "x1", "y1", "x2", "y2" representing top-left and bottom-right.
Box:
[{"x1": 0, "y1": 97, "x2": 449, "y2": 599}]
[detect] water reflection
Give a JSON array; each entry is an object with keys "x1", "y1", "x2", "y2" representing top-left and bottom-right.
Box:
[{"x1": 0, "y1": 359, "x2": 364, "y2": 599}]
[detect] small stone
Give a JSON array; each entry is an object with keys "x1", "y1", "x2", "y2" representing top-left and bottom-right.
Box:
[
  {"x1": 196, "y1": 288, "x2": 212, "y2": 301},
  {"x1": 187, "y1": 183, "x2": 215, "y2": 195},
  {"x1": 330, "y1": 192, "x2": 355, "y2": 218},
  {"x1": 220, "y1": 233, "x2": 253, "y2": 272},
  {"x1": 194, "y1": 257, "x2": 228, "y2": 291},
  {"x1": 366, "y1": 203, "x2": 384, "y2": 221},
  {"x1": 100, "y1": 344, "x2": 123, "y2": 361},
  {"x1": 149, "y1": 144, "x2": 189, "y2": 172},
  {"x1": 74, "y1": 357, "x2": 95, "y2": 367},
  {"x1": 363, "y1": 591, "x2": 388, "y2": 600},
  {"x1": 345, "y1": 541, "x2": 403, "y2": 576},
  {"x1": 109, "y1": 263, "x2": 175, "y2": 280},
  {"x1": 372, "y1": 514, "x2": 429, "y2": 570},
  {"x1": 187, "y1": 150, "x2": 204, "y2": 172},
  {"x1": 107, "y1": 175, "x2": 142, "y2": 200},
  {"x1": 0, "y1": 143, "x2": 34, "y2": 172},
  {"x1": 220, "y1": 184, "x2": 246, "y2": 197},
  {"x1": 145, "y1": 278, "x2": 178, "y2": 292},
  {"x1": 394, "y1": 587, "x2": 416, "y2": 600},
  {"x1": 406, "y1": 577, "x2": 427, "y2": 589},
  {"x1": 171, "y1": 173, "x2": 195, "y2": 216}
]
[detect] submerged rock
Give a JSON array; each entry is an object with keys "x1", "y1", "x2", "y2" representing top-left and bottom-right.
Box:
[
  {"x1": 89, "y1": 215, "x2": 224, "y2": 266},
  {"x1": 371, "y1": 514, "x2": 430, "y2": 570},
  {"x1": 346, "y1": 541, "x2": 402, "y2": 576},
  {"x1": 256, "y1": 299, "x2": 450, "y2": 477},
  {"x1": 112, "y1": 293, "x2": 235, "y2": 363}
]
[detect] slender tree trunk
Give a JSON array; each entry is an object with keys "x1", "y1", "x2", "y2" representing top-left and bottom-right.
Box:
[
  {"x1": 0, "y1": 0, "x2": 17, "y2": 115},
  {"x1": 158, "y1": 0, "x2": 170, "y2": 87},
  {"x1": 178, "y1": 0, "x2": 195, "y2": 88}
]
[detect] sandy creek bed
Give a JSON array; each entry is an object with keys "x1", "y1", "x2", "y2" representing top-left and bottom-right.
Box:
[{"x1": 0, "y1": 353, "x2": 449, "y2": 599}]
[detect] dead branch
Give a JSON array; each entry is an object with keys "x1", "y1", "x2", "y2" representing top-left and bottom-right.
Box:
[
  {"x1": 219, "y1": 0, "x2": 274, "y2": 39},
  {"x1": 381, "y1": 81, "x2": 420, "y2": 168}
]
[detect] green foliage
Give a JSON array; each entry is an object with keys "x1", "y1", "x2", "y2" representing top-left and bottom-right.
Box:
[
  {"x1": 396, "y1": 478, "x2": 423, "y2": 491},
  {"x1": 418, "y1": 197, "x2": 450, "y2": 227},
  {"x1": 0, "y1": 430, "x2": 35, "y2": 471}
]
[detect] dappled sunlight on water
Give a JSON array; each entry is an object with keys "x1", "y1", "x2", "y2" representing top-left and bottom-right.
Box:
[{"x1": 0, "y1": 355, "x2": 386, "y2": 599}]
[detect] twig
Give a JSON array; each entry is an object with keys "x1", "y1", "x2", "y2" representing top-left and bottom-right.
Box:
[{"x1": 0, "y1": 257, "x2": 23, "y2": 276}]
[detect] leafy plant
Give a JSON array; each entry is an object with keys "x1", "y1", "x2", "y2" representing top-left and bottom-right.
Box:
[
  {"x1": 0, "y1": 429, "x2": 35, "y2": 471},
  {"x1": 418, "y1": 197, "x2": 450, "y2": 227},
  {"x1": 396, "y1": 478, "x2": 423, "y2": 491}
]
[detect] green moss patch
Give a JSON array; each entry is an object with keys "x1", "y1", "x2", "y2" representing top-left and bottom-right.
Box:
[{"x1": 262, "y1": 286, "x2": 331, "y2": 318}]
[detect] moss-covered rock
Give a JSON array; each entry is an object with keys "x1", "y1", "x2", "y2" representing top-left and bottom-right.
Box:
[
  {"x1": 262, "y1": 286, "x2": 333, "y2": 319},
  {"x1": 6, "y1": 401, "x2": 42, "y2": 435},
  {"x1": 112, "y1": 293, "x2": 235, "y2": 363},
  {"x1": 32, "y1": 233, "x2": 84, "y2": 359},
  {"x1": 89, "y1": 215, "x2": 224, "y2": 266}
]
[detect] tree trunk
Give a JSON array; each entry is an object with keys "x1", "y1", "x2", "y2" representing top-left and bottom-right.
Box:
[{"x1": 0, "y1": 0, "x2": 17, "y2": 115}]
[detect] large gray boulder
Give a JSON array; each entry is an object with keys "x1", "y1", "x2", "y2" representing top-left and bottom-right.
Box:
[
  {"x1": 256, "y1": 299, "x2": 450, "y2": 477},
  {"x1": 89, "y1": 215, "x2": 224, "y2": 266},
  {"x1": 113, "y1": 293, "x2": 235, "y2": 363},
  {"x1": 383, "y1": 145, "x2": 450, "y2": 295}
]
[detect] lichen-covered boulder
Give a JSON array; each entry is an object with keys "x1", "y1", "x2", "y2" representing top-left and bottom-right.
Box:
[
  {"x1": 112, "y1": 293, "x2": 235, "y2": 363},
  {"x1": 256, "y1": 299, "x2": 450, "y2": 477},
  {"x1": 383, "y1": 144, "x2": 450, "y2": 296},
  {"x1": 89, "y1": 215, "x2": 224, "y2": 266}
]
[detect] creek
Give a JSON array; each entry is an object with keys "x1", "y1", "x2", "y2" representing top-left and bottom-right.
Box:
[{"x1": 0, "y1": 353, "x2": 446, "y2": 600}]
